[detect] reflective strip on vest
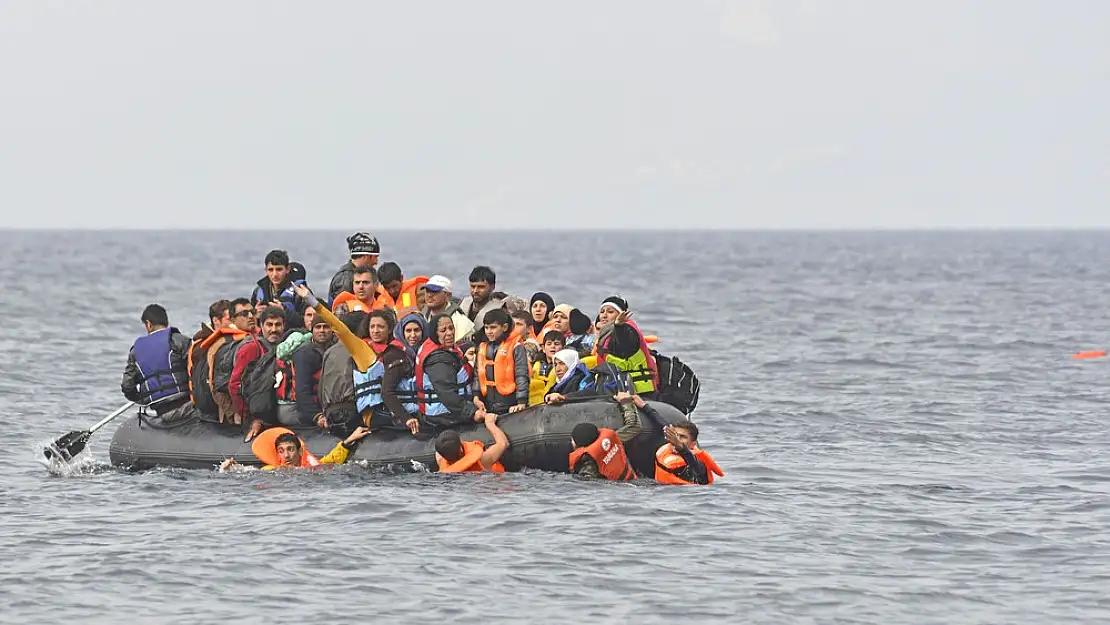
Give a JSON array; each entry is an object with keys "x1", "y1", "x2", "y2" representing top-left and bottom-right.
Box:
[
  {"x1": 601, "y1": 349, "x2": 656, "y2": 394},
  {"x1": 418, "y1": 365, "x2": 472, "y2": 416},
  {"x1": 353, "y1": 358, "x2": 418, "y2": 415}
]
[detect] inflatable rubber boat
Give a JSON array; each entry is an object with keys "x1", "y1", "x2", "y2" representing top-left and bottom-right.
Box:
[{"x1": 108, "y1": 399, "x2": 687, "y2": 474}]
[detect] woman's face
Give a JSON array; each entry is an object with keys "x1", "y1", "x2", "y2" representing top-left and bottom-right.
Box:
[
  {"x1": 531, "y1": 300, "x2": 548, "y2": 323},
  {"x1": 550, "y1": 310, "x2": 569, "y2": 333},
  {"x1": 436, "y1": 317, "x2": 455, "y2": 348},
  {"x1": 598, "y1": 305, "x2": 620, "y2": 325},
  {"x1": 554, "y1": 360, "x2": 569, "y2": 378},
  {"x1": 368, "y1": 317, "x2": 391, "y2": 343},
  {"x1": 403, "y1": 321, "x2": 423, "y2": 347}
]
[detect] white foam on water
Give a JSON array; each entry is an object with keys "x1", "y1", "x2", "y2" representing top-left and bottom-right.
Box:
[{"x1": 34, "y1": 440, "x2": 109, "y2": 477}]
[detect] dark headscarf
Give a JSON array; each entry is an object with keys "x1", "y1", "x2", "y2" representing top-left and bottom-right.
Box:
[
  {"x1": 529, "y1": 291, "x2": 555, "y2": 337},
  {"x1": 395, "y1": 312, "x2": 430, "y2": 356}
]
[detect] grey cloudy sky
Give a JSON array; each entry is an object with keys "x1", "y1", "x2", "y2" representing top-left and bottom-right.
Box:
[{"x1": 0, "y1": 1, "x2": 1106, "y2": 229}]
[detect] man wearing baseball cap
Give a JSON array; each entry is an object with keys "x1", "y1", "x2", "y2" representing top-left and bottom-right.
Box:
[
  {"x1": 327, "y1": 232, "x2": 380, "y2": 306},
  {"x1": 420, "y1": 275, "x2": 474, "y2": 342}
]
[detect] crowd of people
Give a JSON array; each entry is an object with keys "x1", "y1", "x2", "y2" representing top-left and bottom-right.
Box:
[{"x1": 121, "y1": 232, "x2": 719, "y2": 485}]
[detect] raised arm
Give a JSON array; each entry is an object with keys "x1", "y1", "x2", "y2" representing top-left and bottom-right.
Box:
[
  {"x1": 480, "y1": 413, "x2": 509, "y2": 469},
  {"x1": 295, "y1": 284, "x2": 375, "y2": 372}
]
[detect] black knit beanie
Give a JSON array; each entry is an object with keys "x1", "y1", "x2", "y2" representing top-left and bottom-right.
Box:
[
  {"x1": 568, "y1": 308, "x2": 592, "y2": 335},
  {"x1": 571, "y1": 422, "x2": 600, "y2": 448}
]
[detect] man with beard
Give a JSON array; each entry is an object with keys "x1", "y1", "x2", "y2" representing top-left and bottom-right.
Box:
[{"x1": 230, "y1": 306, "x2": 288, "y2": 440}]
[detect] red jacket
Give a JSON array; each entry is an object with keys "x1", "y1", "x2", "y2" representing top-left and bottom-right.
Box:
[{"x1": 229, "y1": 337, "x2": 266, "y2": 417}]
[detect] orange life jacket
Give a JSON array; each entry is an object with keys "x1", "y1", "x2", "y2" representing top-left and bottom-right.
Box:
[
  {"x1": 530, "y1": 320, "x2": 559, "y2": 343},
  {"x1": 250, "y1": 427, "x2": 322, "y2": 468},
  {"x1": 477, "y1": 332, "x2": 523, "y2": 398},
  {"x1": 330, "y1": 291, "x2": 382, "y2": 314},
  {"x1": 654, "y1": 443, "x2": 723, "y2": 485},
  {"x1": 436, "y1": 439, "x2": 505, "y2": 473},
  {"x1": 376, "y1": 276, "x2": 429, "y2": 318},
  {"x1": 568, "y1": 427, "x2": 635, "y2": 481}
]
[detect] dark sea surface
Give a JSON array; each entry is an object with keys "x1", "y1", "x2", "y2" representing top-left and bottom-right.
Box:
[{"x1": 1, "y1": 230, "x2": 1109, "y2": 624}]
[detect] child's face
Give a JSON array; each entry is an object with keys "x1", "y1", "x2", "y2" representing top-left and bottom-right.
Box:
[{"x1": 485, "y1": 322, "x2": 507, "y2": 342}]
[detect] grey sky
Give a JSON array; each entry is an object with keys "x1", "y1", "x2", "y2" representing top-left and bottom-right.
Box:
[{"x1": 0, "y1": 1, "x2": 1106, "y2": 229}]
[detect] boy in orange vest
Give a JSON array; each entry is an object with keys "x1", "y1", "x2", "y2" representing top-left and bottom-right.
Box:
[{"x1": 474, "y1": 309, "x2": 530, "y2": 415}]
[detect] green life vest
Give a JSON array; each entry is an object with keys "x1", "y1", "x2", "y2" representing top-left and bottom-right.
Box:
[{"x1": 603, "y1": 349, "x2": 656, "y2": 394}]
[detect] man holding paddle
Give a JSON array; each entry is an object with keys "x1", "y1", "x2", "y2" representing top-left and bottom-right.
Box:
[{"x1": 121, "y1": 304, "x2": 192, "y2": 416}]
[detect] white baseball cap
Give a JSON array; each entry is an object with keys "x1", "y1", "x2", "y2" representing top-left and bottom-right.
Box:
[{"x1": 425, "y1": 275, "x2": 452, "y2": 292}]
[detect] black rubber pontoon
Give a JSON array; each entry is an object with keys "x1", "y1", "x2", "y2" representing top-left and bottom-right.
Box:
[{"x1": 108, "y1": 399, "x2": 687, "y2": 474}]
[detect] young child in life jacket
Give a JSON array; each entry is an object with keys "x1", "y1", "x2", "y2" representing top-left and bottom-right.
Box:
[
  {"x1": 434, "y1": 412, "x2": 509, "y2": 473},
  {"x1": 568, "y1": 391, "x2": 644, "y2": 480},
  {"x1": 654, "y1": 422, "x2": 724, "y2": 486},
  {"x1": 219, "y1": 426, "x2": 371, "y2": 471},
  {"x1": 474, "y1": 309, "x2": 530, "y2": 415}
]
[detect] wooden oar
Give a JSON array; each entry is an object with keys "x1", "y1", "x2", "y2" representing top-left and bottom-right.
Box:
[{"x1": 44, "y1": 402, "x2": 135, "y2": 462}]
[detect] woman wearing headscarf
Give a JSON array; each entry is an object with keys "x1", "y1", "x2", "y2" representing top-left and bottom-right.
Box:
[
  {"x1": 595, "y1": 296, "x2": 658, "y2": 398},
  {"x1": 413, "y1": 313, "x2": 480, "y2": 430},
  {"x1": 394, "y1": 311, "x2": 430, "y2": 359},
  {"x1": 544, "y1": 349, "x2": 594, "y2": 404},
  {"x1": 528, "y1": 292, "x2": 556, "y2": 342}
]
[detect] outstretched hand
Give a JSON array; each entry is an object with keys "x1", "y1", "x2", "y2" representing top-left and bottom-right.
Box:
[
  {"x1": 293, "y1": 283, "x2": 319, "y2": 308},
  {"x1": 344, "y1": 426, "x2": 372, "y2": 445},
  {"x1": 616, "y1": 310, "x2": 633, "y2": 324}
]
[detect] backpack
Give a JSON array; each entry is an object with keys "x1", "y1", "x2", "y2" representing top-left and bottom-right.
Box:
[
  {"x1": 585, "y1": 363, "x2": 633, "y2": 395},
  {"x1": 189, "y1": 355, "x2": 219, "y2": 416},
  {"x1": 241, "y1": 343, "x2": 278, "y2": 420},
  {"x1": 650, "y1": 350, "x2": 700, "y2": 415},
  {"x1": 212, "y1": 337, "x2": 248, "y2": 393}
]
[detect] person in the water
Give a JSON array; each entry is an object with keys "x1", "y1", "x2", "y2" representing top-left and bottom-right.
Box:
[
  {"x1": 654, "y1": 422, "x2": 723, "y2": 485},
  {"x1": 568, "y1": 391, "x2": 643, "y2": 480},
  {"x1": 434, "y1": 412, "x2": 509, "y2": 473},
  {"x1": 219, "y1": 425, "x2": 371, "y2": 471}
]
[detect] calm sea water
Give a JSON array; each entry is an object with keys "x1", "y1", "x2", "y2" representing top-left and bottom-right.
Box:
[{"x1": 1, "y1": 230, "x2": 1109, "y2": 624}]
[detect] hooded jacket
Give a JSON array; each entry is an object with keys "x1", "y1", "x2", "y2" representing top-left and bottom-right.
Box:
[
  {"x1": 251, "y1": 271, "x2": 308, "y2": 330},
  {"x1": 327, "y1": 261, "x2": 357, "y2": 307},
  {"x1": 394, "y1": 312, "x2": 430, "y2": 358}
]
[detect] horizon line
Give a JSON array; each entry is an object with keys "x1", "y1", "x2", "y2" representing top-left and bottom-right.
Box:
[{"x1": 4, "y1": 226, "x2": 1110, "y2": 233}]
